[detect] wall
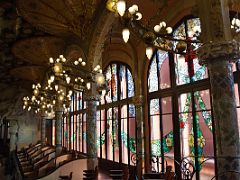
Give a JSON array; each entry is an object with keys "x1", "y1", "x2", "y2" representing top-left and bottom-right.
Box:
[{"x1": 0, "y1": 84, "x2": 41, "y2": 151}]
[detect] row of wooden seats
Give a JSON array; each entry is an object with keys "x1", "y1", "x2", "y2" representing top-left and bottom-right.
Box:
[
  {"x1": 16, "y1": 143, "x2": 57, "y2": 179},
  {"x1": 83, "y1": 167, "x2": 98, "y2": 180}
]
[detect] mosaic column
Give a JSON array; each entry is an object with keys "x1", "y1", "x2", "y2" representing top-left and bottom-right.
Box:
[
  {"x1": 41, "y1": 116, "x2": 46, "y2": 145},
  {"x1": 55, "y1": 110, "x2": 63, "y2": 155},
  {"x1": 85, "y1": 83, "x2": 99, "y2": 170},
  {"x1": 197, "y1": 1, "x2": 240, "y2": 179},
  {"x1": 133, "y1": 95, "x2": 144, "y2": 179}
]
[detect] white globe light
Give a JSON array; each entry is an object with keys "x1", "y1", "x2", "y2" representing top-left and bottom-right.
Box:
[
  {"x1": 96, "y1": 73, "x2": 105, "y2": 85},
  {"x1": 154, "y1": 25, "x2": 161, "y2": 33},
  {"x1": 117, "y1": 0, "x2": 126, "y2": 16},
  {"x1": 146, "y1": 46, "x2": 153, "y2": 60},
  {"x1": 166, "y1": 27, "x2": 173, "y2": 34},
  {"x1": 136, "y1": 12, "x2": 142, "y2": 20},
  {"x1": 122, "y1": 28, "x2": 130, "y2": 43}
]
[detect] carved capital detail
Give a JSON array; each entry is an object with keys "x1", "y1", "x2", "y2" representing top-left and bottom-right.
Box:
[{"x1": 198, "y1": 40, "x2": 240, "y2": 65}]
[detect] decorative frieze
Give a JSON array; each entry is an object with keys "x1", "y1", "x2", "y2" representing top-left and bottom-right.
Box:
[{"x1": 197, "y1": 40, "x2": 240, "y2": 65}]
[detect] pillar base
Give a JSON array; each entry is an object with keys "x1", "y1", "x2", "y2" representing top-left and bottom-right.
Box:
[
  {"x1": 87, "y1": 158, "x2": 98, "y2": 170},
  {"x1": 56, "y1": 144, "x2": 62, "y2": 156}
]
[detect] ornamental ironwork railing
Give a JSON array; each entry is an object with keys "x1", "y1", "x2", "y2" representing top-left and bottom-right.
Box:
[{"x1": 132, "y1": 154, "x2": 240, "y2": 180}]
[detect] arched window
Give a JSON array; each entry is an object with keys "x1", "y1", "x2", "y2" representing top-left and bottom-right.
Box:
[
  {"x1": 63, "y1": 91, "x2": 87, "y2": 153},
  {"x1": 148, "y1": 17, "x2": 214, "y2": 178},
  {"x1": 97, "y1": 62, "x2": 136, "y2": 165}
]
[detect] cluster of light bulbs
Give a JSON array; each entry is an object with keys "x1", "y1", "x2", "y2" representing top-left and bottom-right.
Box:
[
  {"x1": 109, "y1": 0, "x2": 173, "y2": 60},
  {"x1": 23, "y1": 55, "x2": 108, "y2": 115},
  {"x1": 74, "y1": 57, "x2": 86, "y2": 66},
  {"x1": 231, "y1": 17, "x2": 240, "y2": 33}
]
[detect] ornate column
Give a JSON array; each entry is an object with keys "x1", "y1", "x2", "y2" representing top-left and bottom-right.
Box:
[
  {"x1": 41, "y1": 116, "x2": 47, "y2": 145},
  {"x1": 133, "y1": 95, "x2": 144, "y2": 179},
  {"x1": 85, "y1": 83, "x2": 99, "y2": 170},
  {"x1": 197, "y1": 0, "x2": 240, "y2": 179},
  {"x1": 55, "y1": 109, "x2": 63, "y2": 155}
]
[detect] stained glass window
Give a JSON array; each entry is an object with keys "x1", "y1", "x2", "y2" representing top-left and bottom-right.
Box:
[
  {"x1": 97, "y1": 62, "x2": 136, "y2": 165},
  {"x1": 148, "y1": 57, "x2": 158, "y2": 92},
  {"x1": 174, "y1": 18, "x2": 208, "y2": 85},
  {"x1": 148, "y1": 17, "x2": 214, "y2": 177}
]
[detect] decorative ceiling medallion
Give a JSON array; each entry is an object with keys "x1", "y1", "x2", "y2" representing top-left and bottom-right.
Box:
[
  {"x1": 17, "y1": 0, "x2": 101, "y2": 40},
  {"x1": 12, "y1": 37, "x2": 66, "y2": 66},
  {"x1": 10, "y1": 66, "x2": 46, "y2": 82}
]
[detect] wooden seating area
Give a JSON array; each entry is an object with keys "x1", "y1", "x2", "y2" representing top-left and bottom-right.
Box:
[
  {"x1": 83, "y1": 167, "x2": 98, "y2": 180},
  {"x1": 109, "y1": 169, "x2": 124, "y2": 179},
  {"x1": 16, "y1": 143, "x2": 56, "y2": 179}
]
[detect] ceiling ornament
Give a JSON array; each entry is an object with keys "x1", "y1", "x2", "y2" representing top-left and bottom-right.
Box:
[
  {"x1": 17, "y1": 0, "x2": 102, "y2": 40},
  {"x1": 12, "y1": 37, "x2": 66, "y2": 66}
]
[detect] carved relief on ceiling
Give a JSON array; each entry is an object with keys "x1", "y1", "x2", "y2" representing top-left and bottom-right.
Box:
[
  {"x1": 17, "y1": 0, "x2": 102, "y2": 40},
  {"x1": 12, "y1": 37, "x2": 66, "y2": 66},
  {"x1": 10, "y1": 66, "x2": 46, "y2": 83}
]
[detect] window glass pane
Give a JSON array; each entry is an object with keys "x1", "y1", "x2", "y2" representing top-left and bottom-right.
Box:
[
  {"x1": 52, "y1": 120, "x2": 55, "y2": 146},
  {"x1": 71, "y1": 115, "x2": 74, "y2": 149},
  {"x1": 127, "y1": 68, "x2": 134, "y2": 97},
  {"x1": 112, "y1": 64, "x2": 118, "y2": 102},
  {"x1": 158, "y1": 50, "x2": 171, "y2": 89},
  {"x1": 187, "y1": 18, "x2": 201, "y2": 38},
  {"x1": 106, "y1": 65, "x2": 112, "y2": 103},
  {"x1": 121, "y1": 105, "x2": 127, "y2": 118},
  {"x1": 129, "y1": 104, "x2": 135, "y2": 117},
  {"x1": 120, "y1": 65, "x2": 127, "y2": 100},
  {"x1": 162, "y1": 114, "x2": 174, "y2": 171},
  {"x1": 101, "y1": 110, "x2": 106, "y2": 159},
  {"x1": 83, "y1": 113, "x2": 86, "y2": 153},
  {"x1": 150, "y1": 115, "x2": 160, "y2": 156},
  {"x1": 161, "y1": 97, "x2": 172, "y2": 114},
  {"x1": 150, "y1": 99, "x2": 159, "y2": 115},
  {"x1": 97, "y1": 111, "x2": 101, "y2": 157},
  {"x1": 129, "y1": 117, "x2": 136, "y2": 166},
  {"x1": 148, "y1": 56, "x2": 159, "y2": 92},
  {"x1": 107, "y1": 108, "x2": 113, "y2": 160},
  {"x1": 121, "y1": 118, "x2": 128, "y2": 164},
  {"x1": 113, "y1": 107, "x2": 119, "y2": 162},
  {"x1": 79, "y1": 115, "x2": 82, "y2": 152}
]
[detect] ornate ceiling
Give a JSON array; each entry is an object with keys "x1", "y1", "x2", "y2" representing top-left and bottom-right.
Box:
[
  {"x1": 17, "y1": 0, "x2": 103, "y2": 40},
  {"x1": 12, "y1": 37, "x2": 67, "y2": 66}
]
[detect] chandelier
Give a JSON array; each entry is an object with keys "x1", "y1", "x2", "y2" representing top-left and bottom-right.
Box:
[
  {"x1": 106, "y1": 0, "x2": 240, "y2": 59},
  {"x1": 106, "y1": 0, "x2": 202, "y2": 59},
  {"x1": 23, "y1": 55, "x2": 108, "y2": 116}
]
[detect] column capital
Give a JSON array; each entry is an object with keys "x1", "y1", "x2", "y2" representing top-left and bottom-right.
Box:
[
  {"x1": 133, "y1": 95, "x2": 145, "y2": 107},
  {"x1": 198, "y1": 40, "x2": 240, "y2": 65}
]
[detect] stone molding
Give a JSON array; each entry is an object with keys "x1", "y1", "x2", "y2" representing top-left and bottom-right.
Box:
[{"x1": 197, "y1": 40, "x2": 240, "y2": 65}]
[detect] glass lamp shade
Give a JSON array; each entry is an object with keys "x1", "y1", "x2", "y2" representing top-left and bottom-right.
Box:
[
  {"x1": 53, "y1": 62, "x2": 62, "y2": 75},
  {"x1": 33, "y1": 89, "x2": 39, "y2": 96},
  {"x1": 122, "y1": 28, "x2": 130, "y2": 43},
  {"x1": 96, "y1": 73, "x2": 105, "y2": 85},
  {"x1": 86, "y1": 82, "x2": 91, "y2": 90},
  {"x1": 117, "y1": 0, "x2": 126, "y2": 16},
  {"x1": 146, "y1": 46, "x2": 153, "y2": 60}
]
